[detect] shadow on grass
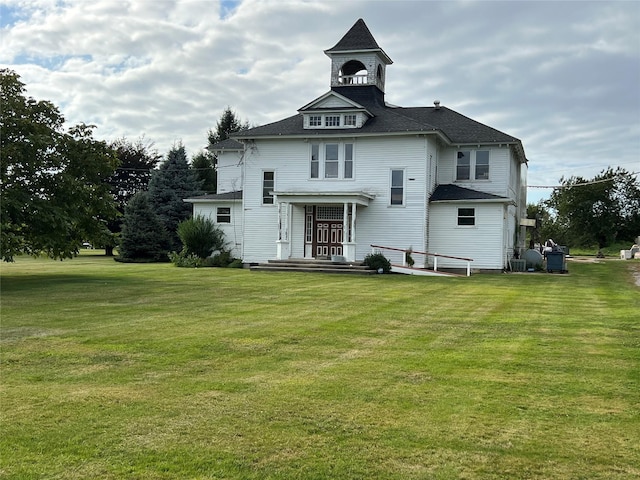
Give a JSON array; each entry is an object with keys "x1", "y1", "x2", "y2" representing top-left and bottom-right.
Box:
[{"x1": 0, "y1": 273, "x2": 141, "y2": 294}]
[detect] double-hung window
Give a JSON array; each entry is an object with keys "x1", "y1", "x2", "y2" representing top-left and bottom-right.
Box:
[
  {"x1": 310, "y1": 142, "x2": 354, "y2": 180},
  {"x1": 456, "y1": 150, "x2": 490, "y2": 181},
  {"x1": 216, "y1": 207, "x2": 231, "y2": 223},
  {"x1": 390, "y1": 169, "x2": 405, "y2": 206},
  {"x1": 324, "y1": 144, "x2": 339, "y2": 178},
  {"x1": 457, "y1": 208, "x2": 475, "y2": 226},
  {"x1": 475, "y1": 151, "x2": 489, "y2": 180},
  {"x1": 309, "y1": 115, "x2": 322, "y2": 127},
  {"x1": 262, "y1": 171, "x2": 274, "y2": 205}
]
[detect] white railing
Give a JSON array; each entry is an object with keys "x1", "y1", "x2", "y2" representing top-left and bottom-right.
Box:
[
  {"x1": 370, "y1": 245, "x2": 474, "y2": 277},
  {"x1": 338, "y1": 74, "x2": 368, "y2": 85}
]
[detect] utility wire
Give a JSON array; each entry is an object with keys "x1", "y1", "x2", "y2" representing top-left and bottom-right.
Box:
[{"x1": 528, "y1": 171, "x2": 638, "y2": 189}]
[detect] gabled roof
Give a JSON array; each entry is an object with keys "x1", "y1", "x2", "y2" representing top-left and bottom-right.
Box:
[
  {"x1": 324, "y1": 18, "x2": 392, "y2": 65},
  {"x1": 298, "y1": 90, "x2": 370, "y2": 114},
  {"x1": 430, "y1": 184, "x2": 509, "y2": 203}
]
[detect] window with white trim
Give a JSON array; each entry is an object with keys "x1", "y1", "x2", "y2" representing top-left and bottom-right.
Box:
[
  {"x1": 325, "y1": 115, "x2": 340, "y2": 127},
  {"x1": 216, "y1": 207, "x2": 231, "y2": 223},
  {"x1": 310, "y1": 142, "x2": 354, "y2": 180},
  {"x1": 457, "y1": 207, "x2": 475, "y2": 226},
  {"x1": 325, "y1": 144, "x2": 339, "y2": 178},
  {"x1": 457, "y1": 150, "x2": 490, "y2": 181},
  {"x1": 262, "y1": 171, "x2": 274, "y2": 205},
  {"x1": 304, "y1": 113, "x2": 360, "y2": 129},
  {"x1": 390, "y1": 169, "x2": 405, "y2": 206}
]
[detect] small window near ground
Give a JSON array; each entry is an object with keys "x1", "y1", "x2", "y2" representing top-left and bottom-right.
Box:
[
  {"x1": 262, "y1": 171, "x2": 274, "y2": 205},
  {"x1": 457, "y1": 208, "x2": 475, "y2": 226},
  {"x1": 217, "y1": 207, "x2": 231, "y2": 223}
]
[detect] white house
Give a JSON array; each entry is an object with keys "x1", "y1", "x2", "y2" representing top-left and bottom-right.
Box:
[{"x1": 185, "y1": 19, "x2": 528, "y2": 272}]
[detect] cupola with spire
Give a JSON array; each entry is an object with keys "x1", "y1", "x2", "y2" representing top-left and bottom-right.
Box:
[{"x1": 324, "y1": 18, "x2": 393, "y2": 93}]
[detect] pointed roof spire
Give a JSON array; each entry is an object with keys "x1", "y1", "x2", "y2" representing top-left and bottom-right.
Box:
[{"x1": 324, "y1": 18, "x2": 392, "y2": 64}]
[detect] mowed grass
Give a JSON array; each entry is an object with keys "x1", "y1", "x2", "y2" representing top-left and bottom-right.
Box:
[{"x1": 1, "y1": 254, "x2": 639, "y2": 479}]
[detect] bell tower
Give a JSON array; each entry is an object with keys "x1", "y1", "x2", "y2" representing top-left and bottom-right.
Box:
[{"x1": 324, "y1": 19, "x2": 393, "y2": 93}]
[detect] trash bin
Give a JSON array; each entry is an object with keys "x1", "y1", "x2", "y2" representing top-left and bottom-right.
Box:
[{"x1": 546, "y1": 251, "x2": 567, "y2": 273}]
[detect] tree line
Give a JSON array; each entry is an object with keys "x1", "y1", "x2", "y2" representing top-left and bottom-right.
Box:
[
  {"x1": 3, "y1": 68, "x2": 638, "y2": 261},
  {"x1": 529, "y1": 167, "x2": 640, "y2": 252},
  {"x1": 1, "y1": 69, "x2": 247, "y2": 262}
]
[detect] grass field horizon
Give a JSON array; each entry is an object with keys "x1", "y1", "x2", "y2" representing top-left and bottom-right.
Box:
[{"x1": 1, "y1": 254, "x2": 639, "y2": 479}]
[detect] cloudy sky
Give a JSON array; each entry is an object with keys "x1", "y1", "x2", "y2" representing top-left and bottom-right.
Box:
[{"x1": 2, "y1": 0, "x2": 639, "y2": 203}]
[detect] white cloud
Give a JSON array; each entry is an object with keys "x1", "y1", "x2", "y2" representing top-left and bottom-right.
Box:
[{"x1": 1, "y1": 0, "x2": 638, "y2": 205}]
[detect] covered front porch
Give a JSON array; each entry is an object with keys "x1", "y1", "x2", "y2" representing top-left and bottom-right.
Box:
[{"x1": 271, "y1": 191, "x2": 375, "y2": 262}]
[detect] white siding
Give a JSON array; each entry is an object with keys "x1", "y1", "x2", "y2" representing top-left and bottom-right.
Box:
[
  {"x1": 192, "y1": 201, "x2": 244, "y2": 259},
  {"x1": 241, "y1": 135, "x2": 433, "y2": 263},
  {"x1": 428, "y1": 203, "x2": 505, "y2": 270},
  {"x1": 436, "y1": 146, "x2": 511, "y2": 197},
  {"x1": 216, "y1": 150, "x2": 243, "y2": 194}
]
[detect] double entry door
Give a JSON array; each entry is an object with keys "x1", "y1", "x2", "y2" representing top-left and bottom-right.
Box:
[{"x1": 306, "y1": 206, "x2": 343, "y2": 258}]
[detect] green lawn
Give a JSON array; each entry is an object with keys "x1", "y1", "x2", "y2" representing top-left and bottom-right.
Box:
[{"x1": 1, "y1": 254, "x2": 639, "y2": 479}]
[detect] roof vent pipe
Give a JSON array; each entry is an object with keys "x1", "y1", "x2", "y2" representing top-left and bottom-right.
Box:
[{"x1": 434, "y1": 100, "x2": 441, "y2": 110}]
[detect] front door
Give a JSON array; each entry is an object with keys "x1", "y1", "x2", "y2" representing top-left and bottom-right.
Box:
[{"x1": 307, "y1": 206, "x2": 344, "y2": 258}]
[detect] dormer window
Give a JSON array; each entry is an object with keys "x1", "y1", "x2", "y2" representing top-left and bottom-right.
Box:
[
  {"x1": 325, "y1": 115, "x2": 340, "y2": 127},
  {"x1": 304, "y1": 113, "x2": 361, "y2": 129}
]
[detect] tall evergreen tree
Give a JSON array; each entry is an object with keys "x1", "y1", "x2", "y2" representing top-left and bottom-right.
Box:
[
  {"x1": 148, "y1": 144, "x2": 203, "y2": 251},
  {"x1": 207, "y1": 107, "x2": 249, "y2": 145},
  {"x1": 191, "y1": 150, "x2": 217, "y2": 194},
  {"x1": 118, "y1": 191, "x2": 170, "y2": 262},
  {"x1": 105, "y1": 136, "x2": 161, "y2": 255}
]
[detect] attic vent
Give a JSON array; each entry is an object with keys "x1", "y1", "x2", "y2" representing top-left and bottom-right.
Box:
[{"x1": 434, "y1": 100, "x2": 441, "y2": 110}]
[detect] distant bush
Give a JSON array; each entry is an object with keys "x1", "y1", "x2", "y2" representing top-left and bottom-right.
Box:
[{"x1": 363, "y1": 252, "x2": 391, "y2": 273}]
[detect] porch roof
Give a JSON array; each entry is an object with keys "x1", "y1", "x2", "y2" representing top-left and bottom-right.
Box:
[{"x1": 273, "y1": 190, "x2": 375, "y2": 206}]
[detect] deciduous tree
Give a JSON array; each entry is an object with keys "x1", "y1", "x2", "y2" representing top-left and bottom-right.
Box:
[
  {"x1": 545, "y1": 167, "x2": 640, "y2": 249},
  {"x1": 1, "y1": 69, "x2": 118, "y2": 261}
]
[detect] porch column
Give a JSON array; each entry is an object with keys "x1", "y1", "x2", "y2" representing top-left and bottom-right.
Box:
[
  {"x1": 342, "y1": 202, "x2": 357, "y2": 262},
  {"x1": 275, "y1": 201, "x2": 290, "y2": 259}
]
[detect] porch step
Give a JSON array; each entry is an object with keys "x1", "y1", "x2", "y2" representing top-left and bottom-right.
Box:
[{"x1": 250, "y1": 258, "x2": 377, "y2": 275}]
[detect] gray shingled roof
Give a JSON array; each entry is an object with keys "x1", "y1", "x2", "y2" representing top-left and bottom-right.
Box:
[
  {"x1": 430, "y1": 184, "x2": 508, "y2": 202},
  {"x1": 207, "y1": 138, "x2": 243, "y2": 151},
  {"x1": 233, "y1": 86, "x2": 520, "y2": 145},
  {"x1": 325, "y1": 18, "x2": 383, "y2": 53},
  {"x1": 185, "y1": 190, "x2": 243, "y2": 201}
]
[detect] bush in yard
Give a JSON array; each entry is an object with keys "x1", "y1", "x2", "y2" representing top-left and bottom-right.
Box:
[
  {"x1": 177, "y1": 215, "x2": 226, "y2": 259},
  {"x1": 363, "y1": 252, "x2": 391, "y2": 273}
]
